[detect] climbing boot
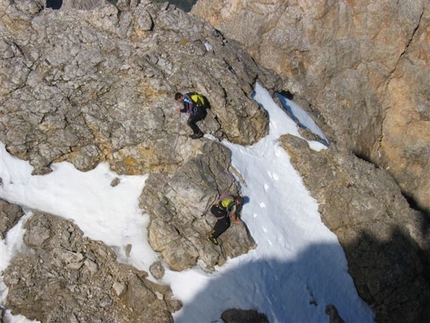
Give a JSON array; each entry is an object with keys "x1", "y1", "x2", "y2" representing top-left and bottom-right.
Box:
[
  {"x1": 190, "y1": 132, "x2": 203, "y2": 139},
  {"x1": 207, "y1": 235, "x2": 219, "y2": 245}
]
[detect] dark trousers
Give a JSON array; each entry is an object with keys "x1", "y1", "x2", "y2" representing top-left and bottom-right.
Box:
[
  {"x1": 210, "y1": 205, "x2": 231, "y2": 238},
  {"x1": 187, "y1": 109, "x2": 206, "y2": 134}
]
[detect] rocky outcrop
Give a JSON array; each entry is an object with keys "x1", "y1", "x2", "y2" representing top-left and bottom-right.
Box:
[
  {"x1": 140, "y1": 139, "x2": 256, "y2": 271},
  {"x1": 0, "y1": 0, "x2": 279, "y2": 176},
  {"x1": 221, "y1": 308, "x2": 269, "y2": 323},
  {"x1": 3, "y1": 212, "x2": 180, "y2": 322},
  {"x1": 192, "y1": 0, "x2": 430, "y2": 215},
  {"x1": 1, "y1": 0, "x2": 428, "y2": 322},
  {"x1": 0, "y1": 1, "x2": 267, "y2": 319},
  {"x1": 325, "y1": 305, "x2": 345, "y2": 323},
  {"x1": 0, "y1": 199, "x2": 24, "y2": 239},
  {"x1": 279, "y1": 135, "x2": 430, "y2": 323}
]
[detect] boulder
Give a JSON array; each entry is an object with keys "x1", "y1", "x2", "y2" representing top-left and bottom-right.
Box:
[
  {"x1": 0, "y1": 199, "x2": 24, "y2": 239},
  {"x1": 140, "y1": 140, "x2": 256, "y2": 271},
  {"x1": 3, "y1": 212, "x2": 178, "y2": 322}
]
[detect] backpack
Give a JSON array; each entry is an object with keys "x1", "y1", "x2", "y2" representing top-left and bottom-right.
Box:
[
  {"x1": 216, "y1": 194, "x2": 235, "y2": 212},
  {"x1": 187, "y1": 92, "x2": 206, "y2": 109}
]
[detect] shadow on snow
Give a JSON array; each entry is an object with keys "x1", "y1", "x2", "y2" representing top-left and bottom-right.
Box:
[
  {"x1": 175, "y1": 225, "x2": 430, "y2": 323},
  {"x1": 175, "y1": 242, "x2": 371, "y2": 323}
]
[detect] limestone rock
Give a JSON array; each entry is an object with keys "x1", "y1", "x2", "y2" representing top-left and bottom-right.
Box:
[
  {"x1": 0, "y1": 0, "x2": 260, "y2": 285},
  {"x1": 60, "y1": 0, "x2": 107, "y2": 11},
  {"x1": 3, "y1": 212, "x2": 177, "y2": 322},
  {"x1": 0, "y1": 0, "x2": 279, "y2": 176},
  {"x1": 0, "y1": 199, "x2": 24, "y2": 239},
  {"x1": 140, "y1": 140, "x2": 256, "y2": 271},
  {"x1": 192, "y1": 0, "x2": 430, "y2": 217},
  {"x1": 4, "y1": 0, "x2": 429, "y2": 321},
  {"x1": 149, "y1": 261, "x2": 165, "y2": 280},
  {"x1": 279, "y1": 134, "x2": 430, "y2": 323}
]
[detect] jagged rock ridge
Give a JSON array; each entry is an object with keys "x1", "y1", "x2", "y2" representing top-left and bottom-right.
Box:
[
  {"x1": 1, "y1": 0, "x2": 429, "y2": 322},
  {"x1": 280, "y1": 135, "x2": 430, "y2": 323},
  {"x1": 192, "y1": 0, "x2": 430, "y2": 217},
  {"x1": 0, "y1": 0, "x2": 277, "y2": 320}
]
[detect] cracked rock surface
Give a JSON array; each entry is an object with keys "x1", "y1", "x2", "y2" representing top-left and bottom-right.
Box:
[{"x1": 193, "y1": 0, "x2": 430, "y2": 216}]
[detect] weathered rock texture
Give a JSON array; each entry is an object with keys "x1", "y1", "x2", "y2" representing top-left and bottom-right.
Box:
[
  {"x1": 280, "y1": 135, "x2": 430, "y2": 323},
  {"x1": 192, "y1": 0, "x2": 430, "y2": 215},
  {"x1": 140, "y1": 139, "x2": 256, "y2": 271},
  {"x1": 0, "y1": 0, "x2": 272, "y2": 320},
  {"x1": 2, "y1": 0, "x2": 429, "y2": 322},
  {"x1": 0, "y1": 199, "x2": 24, "y2": 239},
  {"x1": 3, "y1": 212, "x2": 179, "y2": 322},
  {"x1": 0, "y1": 0, "x2": 279, "y2": 176}
]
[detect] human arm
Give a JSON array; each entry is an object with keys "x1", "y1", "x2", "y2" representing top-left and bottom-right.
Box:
[
  {"x1": 230, "y1": 205, "x2": 242, "y2": 224},
  {"x1": 179, "y1": 105, "x2": 187, "y2": 113},
  {"x1": 182, "y1": 95, "x2": 195, "y2": 114},
  {"x1": 175, "y1": 94, "x2": 190, "y2": 113}
]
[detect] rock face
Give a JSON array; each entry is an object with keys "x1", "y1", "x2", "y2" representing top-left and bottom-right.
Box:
[
  {"x1": 0, "y1": 199, "x2": 24, "y2": 239},
  {"x1": 1, "y1": 0, "x2": 429, "y2": 322},
  {"x1": 0, "y1": 0, "x2": 265, "y2": 320},
  {"x1": 140, "y1": 139, "x2": 256, "y2": 271},
  {"x1": 0, "y1": 0, "x2": 279, "y2": 176},
  {"x1": 279, "y1": 135, "x2": 430, "y2": 323},
  {"x1": 3, "y1": 212, "x2": 179, "y2": 322},
  {"x1": 192, "y1": 0, "x2": 430, "y2": 216}
]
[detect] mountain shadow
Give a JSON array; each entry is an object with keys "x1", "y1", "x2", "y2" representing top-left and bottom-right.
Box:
[
  {"x1": 173, "y1": 242, "x2": 374, "y2": 323},
  {"x1": 174, "y1": 225, "x2": 430, "y2": 323},
  {"x1": 343, "y1": 226, "x2": 430, "y2": 323}
]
